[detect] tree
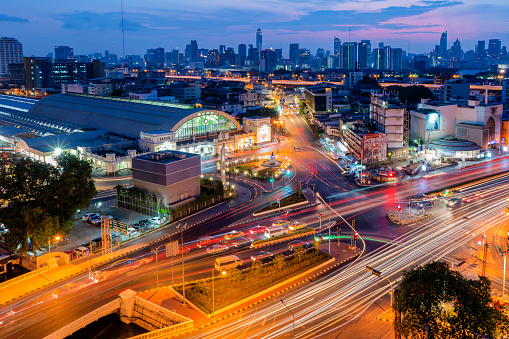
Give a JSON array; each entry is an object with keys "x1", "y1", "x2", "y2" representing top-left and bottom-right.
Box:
[
  {"x1": 2, "y1": 206, "x2": 59, "y2": 257},
  {"x1": 386, "y1": 85, "x2": 434, "y2": 104},
  {"x1": 356, "y1": 75, "x2": 381, "y2": 89},
  {"x1": 394, "y1": 261, "x2": 509, "y2": 338},
  {"x1": 273, "y1": 253, "x2": 285, "y2": 270}
]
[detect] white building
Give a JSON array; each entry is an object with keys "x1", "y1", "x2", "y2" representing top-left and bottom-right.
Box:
[
  {"x1": 0, "y1": 37, "x2": 23, "y2": 75},
  {"x1": 369, "y1": 93, "x2": 407, "y2": 149}
]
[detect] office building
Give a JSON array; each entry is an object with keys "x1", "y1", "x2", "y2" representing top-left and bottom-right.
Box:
[
  {"x1": 361, "y1": 40, "x2": 371, "y2": 68},
  {"x1": 488, "y1": 39, "x2": 501, "y2": 59},
  {"x1": 478, "y1": 40, "x2": 486, "y2": 59},
  {"x1": 342, "y1": 42, "x2": 357, "y2": 70},
  {"x1": 451, "y1": 39, "x2": 462, "y2": 60},
  {"x1": 0, "y1": 37, "x2": 23, "y2": 75},
  {"x1": 256, "y1": 28, "x2": 263, "y2": 59},
  {"x1": 441, "y1": 79, "x2": 470, "y2": 102},
  {"x1": 334, "y1": 37, "x2": 341, "y2": 55},
  {"x1": 370, "y1": 93, "x2": 407, "y2": 149},
  {"x1": 54, "y1": 46, "x2": 74, "y2": 60},
  {"x1": 185, "y1": 40, "x2": 198, "y2": 60},
  {"x1": 304, "y1": 85, "x2": 332, "y2": 113},
  {"x1": 132, "y1": 150, "x2": 201, "y2": 206},
  {"x1": 289, "y1": 43, "x2": 300, "y2": 65},
  {"x1": 358, "y1": 41, "x2": 369, "y2": 69},
  {"x1": 145, "y1": 48, "x2": 165, "y2": 64},
  {"x1": 299, "y1": 49, "x2": 310, "y2": 67},
  {"x1": 391, "y1": 48, "x2": 402, "y2": 70},
  {"x1": 24, "y1": 57, "x2": 52, "y2": 93},
  {"x1": 261, "y1": 49, "x2": 277, "y2": 72},
  {"x1": 238, "y1": 44, "x2": 247, "y2": 66},
  {"x1": 8, "y1": 63, "x2": 25, "y2": 86},
  {"x1": 440, "y1": 31, "x2": 448, "y2": 59},
  {"x1": 52, "y1": 61, "x2": 93, "y2": 84}
]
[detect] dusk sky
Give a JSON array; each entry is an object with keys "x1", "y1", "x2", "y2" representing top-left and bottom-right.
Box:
[{"x1": 2, "y1": 0, "x2": 508, "y2": 57}]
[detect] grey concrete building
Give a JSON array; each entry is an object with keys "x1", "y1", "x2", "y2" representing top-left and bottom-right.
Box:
[{"x1": 132, "y1": 150, "x2": 201, "y2": 206}]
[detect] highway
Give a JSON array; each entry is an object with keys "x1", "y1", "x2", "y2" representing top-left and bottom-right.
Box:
[{"x1": 2, "y1": 109, "x2": 509, "y2": 338}]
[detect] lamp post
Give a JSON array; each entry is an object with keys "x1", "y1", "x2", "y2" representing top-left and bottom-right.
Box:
[
  {"x1": 48, "y1": 235, "x2": 60, "y2": 254},
  {"x1": 280, "y1": 299, "x2": 295, "y2": 339},
  {"x1": 154, "y1": 244, "x2": 165, "y2": 289},
  {"x1": 212, "y1": 269, "x2": 226, "y2": 317},
  {"x1": 366, "y1": 265, "x2": 394, "y2": 310}
]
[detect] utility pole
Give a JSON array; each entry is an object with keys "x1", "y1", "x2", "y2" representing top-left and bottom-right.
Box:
[
  {"x1": 328, "y1": 198, "x2": 331, "y2": 254},
  {"x1": 182, "y1": 221, "x2": 187, "y2": 304},
  {"x1": 482, "y1": 243, "x2": 489, "y2": 277}
]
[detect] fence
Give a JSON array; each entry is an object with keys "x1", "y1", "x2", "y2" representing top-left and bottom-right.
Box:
[
  {"x1": 42, "y1": 299, "x2": 120, "y2": 339},
  {"x1": 0, "y1": 265, "x2": 49, "y2": 290},
  {"x1": 170, "y1": 196, "x2": 224, "y2": 221},
  {"x1": 127, "y1": 320, "x2": 194, "y2": 339}
]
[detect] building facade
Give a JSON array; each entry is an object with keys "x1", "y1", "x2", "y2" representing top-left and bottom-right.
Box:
[{"x1": 0, "y1": 37, "x2": 23, "y2": 75}]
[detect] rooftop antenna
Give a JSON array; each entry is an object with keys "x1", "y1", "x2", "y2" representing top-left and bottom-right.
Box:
[{"x1": 121, "y1": 0, "x2": 125, "y2": 60}]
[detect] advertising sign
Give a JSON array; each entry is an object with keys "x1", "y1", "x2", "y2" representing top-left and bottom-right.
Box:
[
  {"x1": 361, "y1": 133, "x2": 387, "y2": 163},
  {"x1": 426, "y1": 113, "x2": 440, "y2": 131}
]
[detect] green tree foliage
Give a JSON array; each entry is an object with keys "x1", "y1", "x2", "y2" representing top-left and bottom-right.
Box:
[
  {"x1": 357, "y1": 75, "x2": 381, "y2": 89},
  {"x1": 0, "y1": 153, "x2": 96, "y2": 251},
  {"x1": 386, "y1": 85, "x2": 434, "y2": 104},
  {"x1": 2, "y1": 206, "x2": 60, "y2": 256},
  {"x1": 394, "y1": 261, "x2": 509, "y2": 338}
]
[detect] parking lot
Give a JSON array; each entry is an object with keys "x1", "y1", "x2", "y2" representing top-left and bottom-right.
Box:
[{"x1": 48, "y1": 200, "x2": 167, "y2": 256}]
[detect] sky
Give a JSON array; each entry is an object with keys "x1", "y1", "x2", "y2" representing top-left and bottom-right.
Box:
[{"x1": 1, "y1": 0, "x2": 508, "y2": 57}]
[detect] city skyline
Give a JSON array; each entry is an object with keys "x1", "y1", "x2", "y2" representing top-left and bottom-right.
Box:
[{"x1": 1, "y1": 0, "x2": 508, "y2": 56}]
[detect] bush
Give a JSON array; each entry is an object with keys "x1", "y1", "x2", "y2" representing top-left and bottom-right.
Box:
[
  {"x1": 259, "y1": 190, "x2": 306, "y2": 212},
  {"x1": 175, "y1": 248, "x2": 331, "y2": 314}
]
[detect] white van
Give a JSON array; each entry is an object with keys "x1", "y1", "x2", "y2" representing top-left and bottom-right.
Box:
[
  {"x1": 264, "y1": 226, "x2": 288, "y2": 238},
  {"x1": 215, "y1": 255, "x2": 242, "y2": 272}
]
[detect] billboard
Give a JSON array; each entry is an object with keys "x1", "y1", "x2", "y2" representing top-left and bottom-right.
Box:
[
  {"x1": 426, "y1": 113, "x2": 440, "y2": 131},
  {"x1": 361, "y1": 133, "x2": 387, "y2": 163}
]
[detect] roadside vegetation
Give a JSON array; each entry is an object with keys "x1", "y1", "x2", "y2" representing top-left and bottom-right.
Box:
[
  {"x1": 0, "y1": 152, "x2": 96, "y2": 256},
  {"x1": 259, "y1": 189, "x2": 306, "y2": 212},
  {"x1": 176, "y1": 248, "x2": 331, "y2": 314}
]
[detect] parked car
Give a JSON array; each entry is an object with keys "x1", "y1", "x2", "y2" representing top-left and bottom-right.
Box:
[
  {"x1": 90, "y1": 217, "x2": 103, "y2": 226},
  {"x1": 207, "y1": 244, "x2": 228, "y2": 254},
  {"x1": 148, "y1": 217, "x2": 163, "y2": 226},
  {"x1": 127, "y1": 228, "x2": 139, "y2": 237},
  {"x1": 251, "y1": 251, "x2": 273, "y2": 261},
  {"x1": 74, "y1": 247, "x2": 89, "y2": 257},
  {"x1": 82, "y1": 213, "x2": 99, "y2": 221},
  {"x1": 249, "y1": 226, "x2": 267, "y2": 235}
]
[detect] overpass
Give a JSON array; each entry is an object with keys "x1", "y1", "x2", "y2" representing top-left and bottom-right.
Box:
[{"x1": 166, "y1": 75, "x2": 502, "y2": 92}]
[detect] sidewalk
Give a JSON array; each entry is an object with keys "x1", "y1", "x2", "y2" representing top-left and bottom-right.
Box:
[{"x1": 141, "y1": 241, "x2": 361, "y2": 334}]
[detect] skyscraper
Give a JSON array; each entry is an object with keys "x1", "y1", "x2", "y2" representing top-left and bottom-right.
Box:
[
  {"x1": 360, "y1": 40, "x2": 371, "y2": 68},
  {"x1": 358, "y1": 41, "x2": 369, "y2": 69},
  {"x1": 477, "y1": 40, "x2": 486, "y2": 59},
  {"x1": 54, "y1": 45, "x2": 74, "y2": 60},
  {"x1": 333, "y1": 37, "x2": 341, "y2": 55},
  {"x1": 451, "y1": 39, "x2": 462, "y2": 59},
  {"x1": 146, "y1": 47, "x2": 165, "y2": 64},
  {"x1": 299, "y1": 49, "x2": 310, "y2": 67},
  {"x1": 342, "y1": 42, "x2": 357, "y2": 69},
  {"x1": 488, "y1": 39, "x2": 501, "y2": 58},
  {"x1": 238, "y1": 44, "x2": 247, "y2": 66},
  {"x1": 24, "y1": 57, "x2": 51, "y2": 93},
  {"x1": 189, "y1": 40, "x2": 198, "y2": 59},
  {"x1": 289, "y1": 43, "x2": 300, "y2": 65},
  {"x1": 0, "y1": 37, "x2": 23, "y2": 75},
  {"x1": 256, "y1": 29, "x2": 263, "y2": 60},
  {"x1": 440, "y1": 31, "x2": 448, "y2": 59},
  {"x1": 261, "y1": 49, "x2": 277, "y2": 72}
]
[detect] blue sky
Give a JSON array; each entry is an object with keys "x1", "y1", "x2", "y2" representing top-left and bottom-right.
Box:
[{"x1": 1, "y1": 0, "x2": 508, "y2": 57}]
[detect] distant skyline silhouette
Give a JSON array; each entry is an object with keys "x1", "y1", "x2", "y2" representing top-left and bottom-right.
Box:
[{"x1": 1, "y1": 0, "x2": 507, "y2": 56}]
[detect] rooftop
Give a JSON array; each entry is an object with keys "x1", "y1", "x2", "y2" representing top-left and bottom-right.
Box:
[
  {"x1": 135, "y1": 150, "x2": 199, "y2": 164},
  {"x1": 68, "y1": 93, "x2": 195, "y2": 110}
]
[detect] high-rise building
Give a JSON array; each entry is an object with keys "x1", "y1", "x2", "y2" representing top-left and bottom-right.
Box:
[
  {"x1": 238, "y1": 44, "x2": 247, "y2": 66},
  {"x1": 333, "y1": 37, "x2": 341, "y2": 55},
  {"x1": 488, "y1": 39, "x2": 501, "y2": 58},
  {"x1": 360, "y1": 40, "x2": 371, "y2": 68},
  {"x1": 289, "y1": 43, "x2": 300, "y2": 65},
  {"x1": 207, "y1": 49, "x2": 220, "y2": 66},
  {"x1": 261, "y1": 49, "x2": 277, "y2": 72},
  {"x1": 342, "y1": 42, "x2": 357, "y2": 70},
  {"x1": 299, "y1": 49, "x2": 310, "y2": 67},
  {"x1": 189, "y1": 40, "x2": 198, "y2": 60},
  {"x1": 0, "y1": 37, "x2": 23, "y2": 75},
  {"x1": 316, "y1": 48, "x2": 325, "y2": 58},
  {"x1": 373, "y1": 46, "x2": 394, "y2": 70},
  {"x1": 54, "y1": 45, "x2": 74, "y2": 60},
  {"x1": 146, "y1": 47, "x2": 165, "y2": 64},
  {"x1": 52, "y1": 61, "x2": 93, "y2": 84},
  {"x1": 24, "y1": 57, "x2": 52, "y2": 93},
  {"x1": 256, "y1": 28, "x2": 263, "y2": 60},
  {"x1": 275, "y1": 48, "x2": 282, "y2": 62},
  {"x1": 357, "y1": 41, "x2": 369, "y2": 69},
  {"x1": 219, "y1": 45, "x2": 226, "y2": 55},
  {"x1": 391, "y1": 48, "x2": 402, "y2": 70},
  {"x1": 478, "y1": 40, "x2": 486, "y2": 59},
  {"x1": 451, "y1": 39, "x2": 462, "y2": 60},
  {"x1": 225, "y1": 47, "x2": 235, "y2": 65},
  {"x1": 440, "y1": 31, "x2": 448, "y2": 59}
]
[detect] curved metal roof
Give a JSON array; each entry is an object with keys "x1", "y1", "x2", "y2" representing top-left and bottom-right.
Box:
[
  {"x1": 27, "y1": 94, "x2": 239, "y2": 138},
  {"x1": 0, "y1": 125, "x2": 30, "y2": 138},
  {"x1": 427, "y1": 137, "x2": 481, "y2": 152}
]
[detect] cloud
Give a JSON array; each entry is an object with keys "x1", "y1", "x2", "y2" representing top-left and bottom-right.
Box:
[{"x1": 0, "y1": 14, "x2": 28, "y2": 23}]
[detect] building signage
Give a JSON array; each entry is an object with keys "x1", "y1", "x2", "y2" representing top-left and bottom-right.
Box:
[
  {"x1": 361, "y1": 133, "x2": 387, "y2": 163},
  {"x1": 426, "y1": 113, "x2": 440, "y2": 131}
]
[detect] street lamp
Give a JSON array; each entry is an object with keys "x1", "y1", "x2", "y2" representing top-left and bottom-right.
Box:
[
  {"x1": 48, "y1": 235, "x2": 61, "y2": 254},
  {"x1": 365, "y1": 266, "x2": 394, "y2": 310},
  {"x1": 212, "y1": 269, "x2": 226, "y2": 317},
  {"x1": 181, "y1": 221, "x2": 187, "y2": 305},
  {"x1": 280, "y1": 299, "x2": 295, "y2": 339},
  {"x1": 154, "y1": 244, "x2": 165, "y2": 289}
]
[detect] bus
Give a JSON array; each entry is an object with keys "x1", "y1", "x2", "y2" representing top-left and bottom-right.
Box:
[
  {"x1": 264, "y1": 226, "x2": 288, "y2": 238},
  {"x1": 215, "y1": 255, "x2": 242, "y2": 272}
]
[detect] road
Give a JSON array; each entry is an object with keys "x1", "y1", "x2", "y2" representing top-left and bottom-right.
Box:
[{"x1": 3, "y1": 109, "x2": 509, "y2": 338}]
